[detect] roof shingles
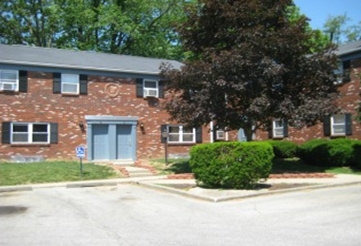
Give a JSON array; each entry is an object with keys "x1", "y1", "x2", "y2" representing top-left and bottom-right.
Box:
[{"x1": 0, "y1": 44, "x2": 183, "y2": 75}]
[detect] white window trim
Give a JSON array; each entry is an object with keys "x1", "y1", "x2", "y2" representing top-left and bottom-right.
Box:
[
  {"x1": 331, "y1": 114, "x2": 346, "y2": 136},
  {"x1": 61, "y1": 74, "x2": 79, "y2": 94},
  {"x1": 334, "y1": 61, "x2": 344, "y2": 84},
  {"x1": 0, "y1": 69, "x2": 19, "y2": 91},
  {"x1": 215, "y1": 129, "x2": 228, "y2": 141},
  {"x1": 143, "y1": 79, "x2": 159, "y2": 98},
  {"x1": 273, "y1": 119, "x2": 284, "y2": 138},
  {"x1": 167, "y1": 125, "x2": 196, "y2": 143},
  {"x1": 216, "y1": 130, "x2": 225, "y2": 140},
  {"x1": 11, "y1": 123, "x2": 50, "y2": 144},
  {"x1": 209, "y1": 122, "x2": 229, "y2": 142}
]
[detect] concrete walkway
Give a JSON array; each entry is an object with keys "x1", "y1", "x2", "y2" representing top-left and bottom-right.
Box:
[{"x1": 1, "y1": 174, "x2": 361, "y2": 202}]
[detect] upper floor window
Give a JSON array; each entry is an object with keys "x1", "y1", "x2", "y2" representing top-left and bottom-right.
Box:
[
  {"x1": 143, "y1": 80, "x2": 159, "y2": 97},
  {"x1": 61, "y1": 74, "x2": 79, "y2": 94},
  {"x1": 53, "y1": 73, "x2": 88, "y2": 95},
  {"x1": 11, "y1": 123, "x2": 50, "y2": 144},
  {"x1": 0, "y1": 70, "x2": 18, "y2": 91},
  {"x1": 334, "y1": 60, "x2": 351, "y2": 84},
  {"x1": 136, "y1": 78, "x2": 164, "y2": 98}
]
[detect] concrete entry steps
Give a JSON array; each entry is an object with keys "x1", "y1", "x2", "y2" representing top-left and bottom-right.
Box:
[
  {"x1": 124, "y1": 166, "x2": 155, "y2": 178},
  {"x1": 110, "y1": 160, "x2": 157, "y2": 178}
]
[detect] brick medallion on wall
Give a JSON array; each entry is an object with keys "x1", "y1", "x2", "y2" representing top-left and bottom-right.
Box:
[{"x1": 105, "y1": 83, "x2": 120, "y2": 97}]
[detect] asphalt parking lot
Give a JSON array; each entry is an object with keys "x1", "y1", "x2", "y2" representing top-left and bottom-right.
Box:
[{"x1": 1, "y1": 183, "x2": 361, "y2": 246}]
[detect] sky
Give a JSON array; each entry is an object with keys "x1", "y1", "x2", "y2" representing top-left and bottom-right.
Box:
[{"x1": 293, "y1": 0, "x2": 361, "y2": 30}]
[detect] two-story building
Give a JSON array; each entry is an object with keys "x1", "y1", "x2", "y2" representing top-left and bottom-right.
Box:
[
  {"x1": 1, "y1": 41, "x2": 361, "y2": 162},
  {"x1": 258, "y1": 40, "x2": 361, "y2": 142},
  {"x1": 0, "y1": 44, "x2": 226, "y2": 162}
]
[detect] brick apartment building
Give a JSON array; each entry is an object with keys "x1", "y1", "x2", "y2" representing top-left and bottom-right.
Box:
[
  {"x1": 0, "y1": 45, "x2": 199, "y2": 161},
  {"x1": 256, "y1": 41, "x2": 361, "y2": 143},
  {"x1": 0, "y1": 41, "x2": 360, "y2": 162}
]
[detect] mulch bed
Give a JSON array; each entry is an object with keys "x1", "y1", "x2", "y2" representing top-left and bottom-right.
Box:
[
  {"x1": 159, "y1": 183, "x2": 316, "y2": 191},
  {"x1": 166, "y1": 172, "x2": 335, "y2": 180}
]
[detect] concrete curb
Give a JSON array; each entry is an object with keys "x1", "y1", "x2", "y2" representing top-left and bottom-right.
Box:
[
  {"x1": 132, "y1": 181, "x2": 217, "y2": 202},
  {"x1": 1, "y1": 175, "x2": 361, "y2": 203},
  {"x1": 0, "y1": 175, "x2": 168, "y2": 193},
  {"x1": 134, "y1": 180, "x2": 361, "y2": 203},
  {"x1": 0, "y1": 186, "x2": 33, "y2": 193}
]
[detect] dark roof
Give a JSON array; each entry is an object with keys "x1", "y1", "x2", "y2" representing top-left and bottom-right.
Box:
[
  {"x1": 335, "y1": 40, "x2": 361, "y2": 57},
  {"x1": 0, "y1": 44, "x2": 183, "y2": 75}
]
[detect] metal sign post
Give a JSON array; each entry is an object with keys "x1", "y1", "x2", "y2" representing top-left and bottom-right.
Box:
[
  {"x1": 76, "y1": 146, "x2": 86, "y2": 179},
  {"x1": 161, "y1": 130, "x2": 169, "y2": 166}
]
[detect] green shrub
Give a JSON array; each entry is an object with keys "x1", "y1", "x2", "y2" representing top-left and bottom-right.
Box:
[
  {"x1": 297, "y1": 139, "x2": 330, "y2": 165},
  {"x1": 351, "y1": 141, "x2": 361, "y2": 169},
  {"x1": 267, "y1": 140, "x2": 298, "y2": 158},
  {"x1": 189, "y1": 142, "x2": 274, "y2": 189},
  {"x1": 298, "y1": 138, "x2": 357, "y2": 167}
]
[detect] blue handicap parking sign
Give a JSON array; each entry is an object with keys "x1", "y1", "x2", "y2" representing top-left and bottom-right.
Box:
[{"x1": 76, "y1": 146, "x2": 85, "y2": 158}]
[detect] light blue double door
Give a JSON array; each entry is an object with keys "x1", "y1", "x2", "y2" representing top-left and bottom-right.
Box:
[{"x1": 92, "y1": 124, "x2": 134, "y2": 161}]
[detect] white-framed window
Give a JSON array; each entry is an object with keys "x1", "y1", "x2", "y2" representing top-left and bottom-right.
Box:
[
  {"x1": 334, "y1": 60, "x2": 350, "y2": 84},
  {"x1": 0, "y1": 69, "x2": 18, "y2": 91},
  {"x1": 273, "y1": 119, "x2": 284, "y2": 138},
  {"x1": 334, "y1": 61, "x2": 344, "y2": 84},
  {"x1": 168, "y1": 125, "x2": 195, "y2": 143},
  {"x1": 331, "y1": 114, "x2": 346, "y2": 135},
  {"x1": 216, "y1": 130, "x2": 225, "y2": 140},
  {"x1": 11, "y1": 123, "x2": 50, "y2": 144},
  {"x1": 143, "y1": 79, "x2": 159, "y2": 97},
  {"x1": 61, "y1": 74, "x2": 79, "y2": 94}
]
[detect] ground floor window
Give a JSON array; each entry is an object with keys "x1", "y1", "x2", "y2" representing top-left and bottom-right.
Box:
[
  {"x1": 11, "y1": 123, "x2": 50, "y2": 143},
  {"x1": 331, "y1": 114, "x2": 347, "y2": 135},
  {"x1": 272, "y1": 119, "x2": 285, "y2": 138},
  {"x1": 168, "y1": 125, "x2": 196, "y2": 143}
]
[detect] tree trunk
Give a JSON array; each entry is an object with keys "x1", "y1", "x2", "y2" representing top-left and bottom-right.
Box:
[{"x1": 243, "y1": 124, "x2": 254, "y2": 142}]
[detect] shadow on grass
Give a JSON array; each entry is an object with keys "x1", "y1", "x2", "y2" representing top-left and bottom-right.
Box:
[
  {"x1": 271, "y1": 158, "x2": 327, "y2": 174},
  {"x1": 161, "y1": 158, "x2": 361, "y2": 176},
  {"x1": 271, "y1": 158, "x2": 361, "y2": 174},
  {"x1": 165, "y1": 160, "x2": 192, "y2": 174}
]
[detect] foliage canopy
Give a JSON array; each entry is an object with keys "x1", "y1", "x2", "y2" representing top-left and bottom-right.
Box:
[
  {"x1": 0, "y1": 0, "x2": 192, "y2": 59},
  {"x1": 161, "y1": 0, "x2": 339, "y2": 140}
]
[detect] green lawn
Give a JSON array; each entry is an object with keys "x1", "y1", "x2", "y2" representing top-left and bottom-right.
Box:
[
  {"x1": 150, "y1": 157, "x2": 361, "y2": 176},
  {"x1": 2, "y1": 158, "x2": 360, "y2": 186},
  {"x1": 271, "y1": 158, "x2": 361, "y2": 175},
  {"x1": 0, "y1": 161, "x2": 122, "y2": 186}
]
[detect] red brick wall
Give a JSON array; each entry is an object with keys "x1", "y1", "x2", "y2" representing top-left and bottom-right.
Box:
[
  {"x1": 256, "y1": 58, "x2": 361, "y2": 143},
  {"x1": 0, "y1": 71, "x2": 214, "y2": 160},
  {"x1": 2, "y1": 58, "x2": 360, "y2": 160}
]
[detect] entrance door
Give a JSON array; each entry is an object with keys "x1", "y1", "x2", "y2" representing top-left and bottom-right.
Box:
[
  {"x1": 92, "y1": 125, "x2": 109, "y2": 160},
  {"x1": 116, "y1": 125, "x2": 133, "y2": 160}
]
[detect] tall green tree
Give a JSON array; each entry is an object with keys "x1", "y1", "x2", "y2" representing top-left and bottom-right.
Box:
[
  {"x1": 0, "y1": 0, "x2": 61, "y2": 47},
  {"x1": 161, "y1": 0, "x2": 339, "y2": 141},
  {"x1": 323, "y1": 14, "x2": 361, "y2": 44},
  {"x1": 0, "y1": 0, "x2": 191, "y2": 59},
  {"x1": 323, "y1": 14, "x2": 349, "y2": 44},
  {"x1": 288, "y1": 5, "x2": 329, "y2": 52}
]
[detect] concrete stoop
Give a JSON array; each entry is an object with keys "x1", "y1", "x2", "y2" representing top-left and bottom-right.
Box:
[
  {"x1": 109, "y1": 161, "x2": 156, "y2": 178},
  {"x1": 125, "y1": 166, "x2": 155, "y2": 178}
]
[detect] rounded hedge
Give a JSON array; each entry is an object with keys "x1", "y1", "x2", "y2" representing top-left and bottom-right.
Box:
[
  {"x1": 189, "y1": 142, "x2": 274, "y2": 189},
  {"x1": 297, "y1": 138, "x2": 360, "y2": 167},
  {"x1": 267, "y1": 140, "x2": 298, "y2": 158}
]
